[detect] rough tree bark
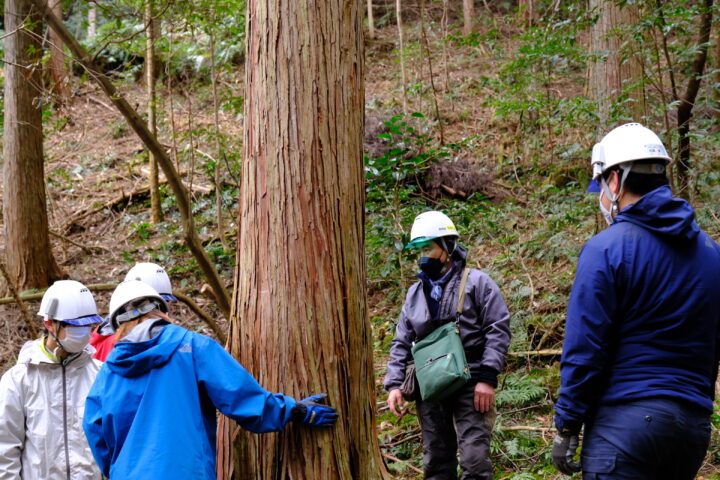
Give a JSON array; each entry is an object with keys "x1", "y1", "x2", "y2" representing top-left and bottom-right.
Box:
[
  {"x1": 589, "y1": 0, "x2": 644, "y2": 127},
  {"x1": 215, "y1": 0, "x2": 388, "y2": 478},
  {"x1": 3, "y1": 0, "x2": 65, "y2": 291},
  {"x1": 145, "y1": 0, "x2": 162, "y2": 223},
  {"x1": 48, "y1": 0, "x2": 70, "y2": 105}
]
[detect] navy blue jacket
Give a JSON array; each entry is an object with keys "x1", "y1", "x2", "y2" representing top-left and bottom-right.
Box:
[{"x1": 555, "y1": 186, "x2": 720, "y2": 434}]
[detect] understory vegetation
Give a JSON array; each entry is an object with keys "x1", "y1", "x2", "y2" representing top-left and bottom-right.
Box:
[{"x1": 0, "y1": 0, "x2": 719, "y2": 478}]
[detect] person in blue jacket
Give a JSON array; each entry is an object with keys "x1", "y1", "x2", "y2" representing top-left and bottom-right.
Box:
[
  {"x1": 83, "y1": 280, "x2": 337, "y2": 480},
  {"x1": 552, "y1": 123, "x2": 720, "y2": 479}
]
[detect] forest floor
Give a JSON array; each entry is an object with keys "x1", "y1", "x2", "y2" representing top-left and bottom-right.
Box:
[{"x1": 1, "y1": 9, "x2": 719, "y2": 479}]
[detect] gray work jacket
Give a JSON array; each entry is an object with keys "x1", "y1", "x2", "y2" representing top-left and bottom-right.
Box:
[{"x1": 384, "y1": 256, "x2": 512, "y2": 391}]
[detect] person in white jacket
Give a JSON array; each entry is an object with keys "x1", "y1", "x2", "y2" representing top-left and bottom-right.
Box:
[{"x1": 0, "y1": 280, "x2": 103, "y2": 480}]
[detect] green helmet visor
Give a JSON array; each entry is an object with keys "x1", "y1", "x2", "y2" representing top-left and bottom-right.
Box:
[{"x1": 405, "y1": 237, "x2": 437, "y2": 250}]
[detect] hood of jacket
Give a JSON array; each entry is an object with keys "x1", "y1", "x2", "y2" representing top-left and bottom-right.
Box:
[
  {"x1": 105, "y1": 324, "x2": 187, "y2": 378},
  {"x1": 615, "y1": 185, "x2": 699, "y2": 241}
]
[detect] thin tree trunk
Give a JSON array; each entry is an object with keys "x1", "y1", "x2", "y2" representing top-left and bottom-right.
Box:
[
  {"x1": 396, "y1": 0, "x2": 408, "y2": 113},
  {"x1": 145, "y1": 0, "x2": 162, "y2": 223},
  {"x1": 48, "y1": 0, "x2": 70, "y2": 105},
  {"x1": 33, "y1": 0, "x2": 232, "y2": 317},
  {"x1": 87, "y1": 5, "x2": 97, "y2": 39},
  {"x1": 589, "y1": 0, "x2": 644, "y2": 128},
  {"x1": 209, "y1": 30, "x2": 229, "y2": 251},
  {"x1": 419, "y1": 0, "x2": 444, "y2": 143},
  {"x1": 216, "y1": 0, "x2": 388, "y2": 478},
  {"x1": 3, "y1": 0, "x2": 65, "y2": 291},
  {"x1": 518, "y1": 0, "x2": 535, "y2": 28},
  {"x1": 676, "y1": 0, "x2": 714, "y2": 194},
  {"x1": 367, "y1": 0, "x2": 375, "y2": 40},
  {"x1": 463, "y1": 0, "x2": 474, "y2": 36},
  {"x1": 441, "y1": 0, "x2": 451, "y2": 94}
]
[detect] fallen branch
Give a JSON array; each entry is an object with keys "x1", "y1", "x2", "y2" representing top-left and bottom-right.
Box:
[
  {"x1": 381, "y1": 453, "x2": 423, "y2": 475},
  {"x1": 33, "y1": 0, "x2": 232, "y2": 318},
  {"x1": 50, "y1": 230, "x2": 109, "y2": 253},
  {"x1": 508, "y1": 349, "x2": 562, "y2": 357},
  {"x1": 0, "y1": 260, "x2": 38, "y2": 338},
  {"x1": 62, "y1": 186, "x2": 151, "y2": 234},
  {"x1": 381, "y1": 431, "x2": 422, "y2": 448},
  {"x1": 499, "y1": 426, "x2": 555, "y2": 432}
]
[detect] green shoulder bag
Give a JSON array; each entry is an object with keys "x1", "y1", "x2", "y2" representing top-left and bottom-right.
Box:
[{"x1": 411, "y1": 268, "x2": 471, "y2": 403}]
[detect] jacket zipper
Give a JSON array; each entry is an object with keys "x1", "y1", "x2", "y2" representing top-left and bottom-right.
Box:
[{"x1": 62, "y1": 361, "x2": 70, "y2": 480}]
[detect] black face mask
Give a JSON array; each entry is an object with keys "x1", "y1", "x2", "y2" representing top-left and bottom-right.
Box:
[{"x1": 419, "y1": 257, "x2": 445, "y2": 280}]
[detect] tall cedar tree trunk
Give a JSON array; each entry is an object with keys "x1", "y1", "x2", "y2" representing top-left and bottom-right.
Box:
[
  {"x1": 675, "y1": 0, "x2": 714, "y2": 194},
  {"x1": 3, "y1": 0, "x2": 64, "y2": 290},
  {"x1": 48, "y1": 0, "x2": 70, "y2": 105},
  {"x1": 589, "y1": 0, "x2": 644, "y2": 127},
  {"x1": 215, "y1": 1, "x2": 388, "y2": 478},
  {"x1": 145, "y1": 0, "x2": 162, "y2": 223}
]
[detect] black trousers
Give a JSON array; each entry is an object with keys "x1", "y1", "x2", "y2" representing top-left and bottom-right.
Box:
[{"x1": 417, "y1": 382, "x2": 494, "y2": 480}]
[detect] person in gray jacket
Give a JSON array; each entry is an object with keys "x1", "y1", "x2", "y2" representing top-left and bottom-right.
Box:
[
  {"x1": 385, "y1": 211, "x2": 511, "y2": 480},
  {"x1": 0, "y1": 280, "x2": 103, "y2": 480}
]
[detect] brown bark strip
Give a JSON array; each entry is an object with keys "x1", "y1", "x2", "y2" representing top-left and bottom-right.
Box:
[{"x1": 30, "y1": 0, "x2": 231, "y2": 318}]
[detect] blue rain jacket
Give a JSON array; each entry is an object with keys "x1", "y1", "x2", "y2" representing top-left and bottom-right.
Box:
[
  {"x1": 83, "y1": 324, "x2": 296, "y2": 479},
  {"x1": 555, "y1": 186, "x2": 720, "y2": 434}
]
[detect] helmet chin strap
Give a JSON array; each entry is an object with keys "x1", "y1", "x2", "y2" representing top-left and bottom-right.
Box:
[{"x1": 600, "y1": 165, "x2": 632, "y2": 219}]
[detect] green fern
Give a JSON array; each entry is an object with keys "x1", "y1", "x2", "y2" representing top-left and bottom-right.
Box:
[{"x1": 496, "y1": 372, "x2": 546, "y2": 408}]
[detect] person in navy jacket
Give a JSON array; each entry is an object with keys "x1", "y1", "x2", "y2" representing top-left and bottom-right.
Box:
[
  {"x1": 552, "y1": 123, "x2": 720, "y2": 479},
  {"x1": 83, "y1": 280, "x2": 337, "y2": 480}
]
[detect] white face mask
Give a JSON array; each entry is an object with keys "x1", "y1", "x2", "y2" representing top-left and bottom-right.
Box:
[
  {"x1": 57, "y1": 325, "x2": 92, "y2": 353},
  {"x1": 599, "y1": 190, "x2": 614, "y2": 225}
]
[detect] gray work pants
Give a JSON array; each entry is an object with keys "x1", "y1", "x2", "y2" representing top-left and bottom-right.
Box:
[{"x1": 417, "y1": 382, "x2": 494, "y2": 480}]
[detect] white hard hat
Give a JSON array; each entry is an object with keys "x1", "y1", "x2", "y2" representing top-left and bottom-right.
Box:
[
  {"x1": 108, "y1": 280, "x2": 168, "y2": 330},
  {"x1": 588, "y1": 123, "x2": 671, "y2": 192},
  {"x1": 124, "y1": 262, "x2": 177, "y2": 301},
  {"x1": 38, "y1": 280, "x2": 103, "y2": 326},
  {"x1": 406, "y1": 211, "x2": 459, "y2": 249}
]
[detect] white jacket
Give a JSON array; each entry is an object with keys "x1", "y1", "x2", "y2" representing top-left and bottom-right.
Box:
[{"x1": 0, "y1": 339, "x2": 102, "y2": 480}]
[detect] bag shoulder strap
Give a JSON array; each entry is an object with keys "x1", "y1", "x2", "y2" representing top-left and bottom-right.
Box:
[{"x1": 456, "y1": 268, "x2": 470, "y2": 316}]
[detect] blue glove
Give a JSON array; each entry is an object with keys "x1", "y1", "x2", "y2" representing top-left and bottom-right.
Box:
[{"x1": 291, "y1": 393, "x2": 338, "y2": 427}]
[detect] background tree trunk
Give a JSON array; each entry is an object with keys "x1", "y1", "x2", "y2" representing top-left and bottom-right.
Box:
[
  {"x1": 396, "y1": 0, "x2": 408, "y2": 113},
  {"x1": 87, "y1": 5, "x2": 97, "y2": 39},
  {"x1": 3, "y1": 0, "x2": 65, "y2": 290},
  {"x1": 48, "y1": 0, "x2": 70, "y2": 105},
  {"x1": 675, "y1": 0, "x2": 714, "y2": 195},
  {"x1": 518, "y1": 0, "x2": 535, "y2": 28},
  {"x1": 589, "y1": 0, "x2": 644, "y2": 127},
  {"x1": 145, "y1": 0, "x2": 162, "y2": 223},
  {"x1": 215, "y1": 0, "x2": 388, "y2": 478},
  {"x1": 367, "y1": 0, "x2": 375, "y2": 40},
  {"x1": 463, "y1": 0, "x2": 474, "y2": 36}
]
